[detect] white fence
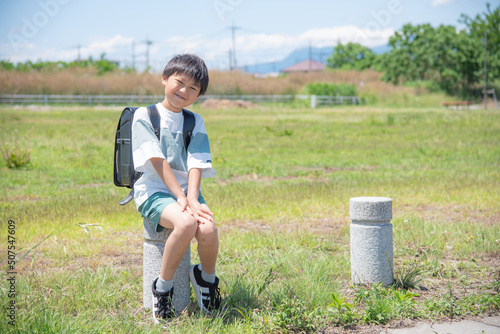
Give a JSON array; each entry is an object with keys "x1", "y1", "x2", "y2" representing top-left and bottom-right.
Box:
[
  {"x1": 0, "y1": 94, "x2": 164, "y2": 105},
  {"x1": 0, "y1": 94, "x2": 362, "y2": 108}
]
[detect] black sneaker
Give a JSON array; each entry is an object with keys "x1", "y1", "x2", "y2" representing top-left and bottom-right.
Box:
[
  {"x1": 189, "y1": 264, "x2": 221, "y2": 314},
  {"x1": 151, "y1": 277, "x2": 175, "y2": 323}
]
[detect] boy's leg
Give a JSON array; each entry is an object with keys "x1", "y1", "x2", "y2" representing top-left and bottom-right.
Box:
[
  {"x1": 158, "y1": 203, "x2": 198, "y2": 282},
  {"x1": 151, "y1": 202, "x2": 198, "y2": 322},
  {"x1": 195, "y1": 203, "x2": 219, "y2": 276},
  {"x1": 190, "y1": 203, "x2": 220, "y2": 314}
]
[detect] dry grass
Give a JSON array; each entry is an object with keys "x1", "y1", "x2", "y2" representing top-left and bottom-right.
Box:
[
  {"x1": 0, "y1": 68, "x2": 161, "y2": 95},
  {"x1": 0, "y1": 66, "x2": 462, "y2": 108},
  {"x1": 208, "y1": 69, "x2": 418, "y2": 98},
  {"x1": 0, "y1": 68, "x2": 424, "y2": 98}
]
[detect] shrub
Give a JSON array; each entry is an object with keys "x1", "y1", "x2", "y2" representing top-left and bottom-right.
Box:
[{"x1": 303, "y1": 82, "x2": 357, "y2": 96}]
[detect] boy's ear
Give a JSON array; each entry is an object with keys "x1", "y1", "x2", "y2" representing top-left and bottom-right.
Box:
[{"x1": 161, "y1": 75, "x2": 167, "y2": 84}]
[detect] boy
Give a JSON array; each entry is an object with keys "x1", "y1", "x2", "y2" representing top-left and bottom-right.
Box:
[{"x1": 132, "y1": 54, "x2": 220, "y2": 322}]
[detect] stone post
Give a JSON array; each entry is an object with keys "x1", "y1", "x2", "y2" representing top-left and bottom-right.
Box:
[
  {"x1": 349, "y1": 197, "x2": 393, "y2": 285},
  {"x1": 143, "y1": 218, "x2": 191, "y2": 312}
]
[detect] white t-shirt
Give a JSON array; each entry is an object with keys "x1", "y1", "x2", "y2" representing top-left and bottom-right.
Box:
[{"x1": 131, "y1": 103, "x2": 215, "y2": 209}]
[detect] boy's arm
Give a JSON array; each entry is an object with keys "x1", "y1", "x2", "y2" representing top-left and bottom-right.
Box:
[
  {"x1": 150, "y1": 157, "x2": 188, "y2": 211},
  {"x1": 187, "y1": 167, "x2": 213, "y2": 223}
]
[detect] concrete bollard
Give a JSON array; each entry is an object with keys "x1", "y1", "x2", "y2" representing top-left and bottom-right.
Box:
[
  {"x1": 350, "y1": 197, "x2": 393, "y2": 285},
  {"x1": 143, "y1": 218, "x2": 191, "y2": 312}
]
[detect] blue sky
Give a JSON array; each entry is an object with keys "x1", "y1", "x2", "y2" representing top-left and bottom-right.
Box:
[{"x1": 0, "y1": 0, "x2": 497, "y2": 71}]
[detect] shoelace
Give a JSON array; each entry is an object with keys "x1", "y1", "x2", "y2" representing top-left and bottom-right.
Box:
[
  {"x1": 207, "y1": 284, "x2": 221, "y2": 310},
  {"x1": 157, "y1": 295, "x2": 173, "y2": 318}
]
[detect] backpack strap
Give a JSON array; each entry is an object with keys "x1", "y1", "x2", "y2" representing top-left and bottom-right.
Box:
[
  {"x1": 147, "y1": 104, "x2": 161, "y2": 140},
  {"x1": 182, "y1": 109, "x2": 195, "y2": 151}
]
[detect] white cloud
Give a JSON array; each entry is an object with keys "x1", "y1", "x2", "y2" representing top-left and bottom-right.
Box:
[
  {"x1": 4, "y1": 26, "x2": 395, "y2": 70},
  {"x1": 4, "y1": 34, "x2": 135, "y2": 63},
  {"x1": 430, "y1": 0, "x2": 455, "y2": 7},
  {"x1": 156, "y1": 25, "x2": 394, "y2": 68},
  {"x1": 84, "y1": 34, "x2": 133, "y2": 56}
]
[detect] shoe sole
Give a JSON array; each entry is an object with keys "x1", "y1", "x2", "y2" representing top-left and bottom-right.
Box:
[{"x1": 152, "y1": 292, "x2": 160, "y2": 324}]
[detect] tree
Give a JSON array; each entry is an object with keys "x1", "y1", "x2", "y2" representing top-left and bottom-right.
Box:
[
  {"x1": 327, "y1": 42, "x2": 377, "y2": 70},
  {"x1": 381, "y1": 3, "x2": 500, "y2": 96},
  {"x1": 3, "y1": 54, "x2": 120, "y2": 75},
  {"x1": 381, "y1": 23, "x2": 483, "y2": 95},
  {"x1": 0, "y1": 61, "x2": 15, "y2": 71},
  {"x1": 94, "y1": 53, "x2": 119, "y2": 75},
  {"x1": 460, "y1": 2, "x2": 500, "y2": 82}
]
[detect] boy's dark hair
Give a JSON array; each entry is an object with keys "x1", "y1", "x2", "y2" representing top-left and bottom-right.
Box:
[{"x1": 162, "y1": 54, "x2": 209, "y2": 96}]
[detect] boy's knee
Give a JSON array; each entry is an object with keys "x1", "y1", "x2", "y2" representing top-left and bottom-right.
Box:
[
  {"x1": 196, "y1": 222, "x2": 218, "y2": 245},
  {"x1": 175, "y1": 215, "x2": 198, "y2": 237}
]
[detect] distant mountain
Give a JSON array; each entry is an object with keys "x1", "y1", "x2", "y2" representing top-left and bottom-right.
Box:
[{"x1": 239, "y1": 44, "x2": 390, "y2": 74}]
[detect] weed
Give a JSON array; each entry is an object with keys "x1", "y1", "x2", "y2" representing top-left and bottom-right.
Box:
[
  {"x1": 425, "y1": 284, "x2": 500, "y2": 319},
  {"x1": 393, "y1": 262, "x2": 424, "y2": 290},
  {"x1": 355, "y1": 284, "x2": 393, "y2": 325},
  {"x1": 257, "y1": 267, "x2": 278, "y2": 295},
  {"x1": 2, "y1": 138, "x2": 31, "y2": 169},
  {"x1": 328, "y1": 292, "x2": 358, "y2": 326},
  {"x1": 273, "y1": 295, "x2": 319, "y2": 333},
  {"x1": 392, "y1": 290, "x2": 420, "y2": 318},
  {"x1": 353, "y1": 284, "x2": 422, "y2": 324}
]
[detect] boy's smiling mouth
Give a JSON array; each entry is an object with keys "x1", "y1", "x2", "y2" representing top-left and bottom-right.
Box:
[{"x1": 175, "y1": 93, "x2": 187, "y2": 100}]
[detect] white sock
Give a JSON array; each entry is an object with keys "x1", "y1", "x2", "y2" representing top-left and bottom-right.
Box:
[
  {"x1": 156, "y1": 277, "x2": 173, "y2": 292},
  {"x1": 199, "y1": 264, "x2": 216, "y2": 284}
]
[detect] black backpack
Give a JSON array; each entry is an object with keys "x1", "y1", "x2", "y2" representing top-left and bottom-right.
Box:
[{"x1": 113, "y1": 104, "x2": 195, "y2": 205}]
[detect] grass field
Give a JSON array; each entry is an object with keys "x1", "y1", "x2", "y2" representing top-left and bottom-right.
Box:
[{"x1": 0, "y1": 104, "x2": 499, "y2": 333}]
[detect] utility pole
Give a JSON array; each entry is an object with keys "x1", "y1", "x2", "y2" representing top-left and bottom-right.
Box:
[
  {"x1": 132, "y1": 40, "x2": 135, "y2": 71},
  {"x1": 144, "y1": 40, "x2": 153, "y2": 71},
  {"x1": 75, "y1": 44, "x2": 81, "y2": 62},
  {"x1": 308, "y1": 40, "x2": 312, "y2": 72},
  {"x1": 484, "y1": 28, "x2": 488, "y2": 109},
  {"x1": 228, "y1": 22, "x2": 241, "y2": 70}
]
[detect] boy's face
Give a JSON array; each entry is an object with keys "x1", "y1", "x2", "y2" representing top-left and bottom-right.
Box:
[{"x1": 161, "y1": 73, "x2": 200, "y2": 112}]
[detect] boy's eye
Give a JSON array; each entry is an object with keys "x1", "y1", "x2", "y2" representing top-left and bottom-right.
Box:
[{"x1": 190, "y1": 87, "x2": 198, "y2": 91}]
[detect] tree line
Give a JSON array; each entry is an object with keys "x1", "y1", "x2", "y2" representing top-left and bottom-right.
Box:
[
  {"x1": 327, "y1": 3, "x2": 499, "y2": 97},
  {"x1": 0, "y1": 53, "x2": 120, "y2": 75}
]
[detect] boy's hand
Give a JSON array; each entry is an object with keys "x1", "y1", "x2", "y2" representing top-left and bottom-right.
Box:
[
  {"x1": 187, "y1": 198, "x2": 213, "y2": 224},
  {"x1": 176, "y1": 195, "x2": 189, "y2": 212}
]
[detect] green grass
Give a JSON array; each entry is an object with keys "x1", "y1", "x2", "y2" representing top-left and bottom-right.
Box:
[{"x1": 0, "y1": 105, "x2": 499, "y2": 333}]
